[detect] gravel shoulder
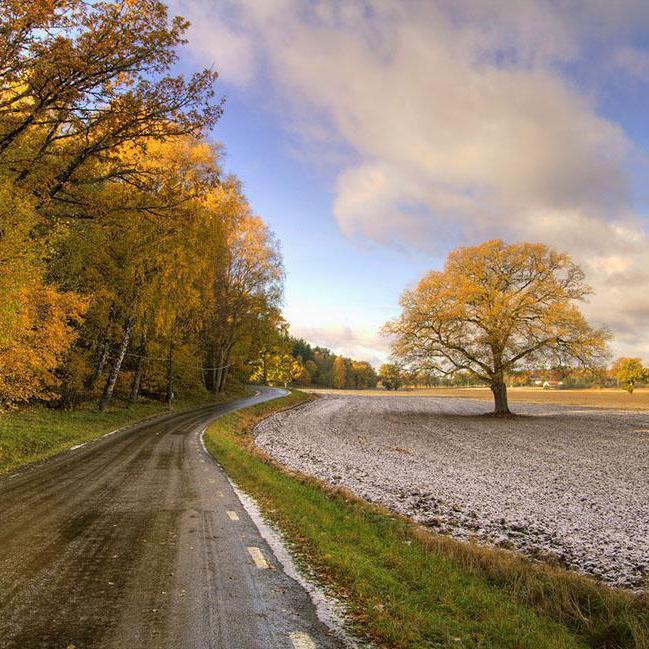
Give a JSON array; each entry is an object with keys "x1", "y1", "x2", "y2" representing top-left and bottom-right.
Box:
[{"x1": 254, "y1": 393, "x2": 649, "y2": 589}]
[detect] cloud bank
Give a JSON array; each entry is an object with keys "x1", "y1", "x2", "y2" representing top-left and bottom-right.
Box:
[{"x1": 176, "y1": 0, "x2": 649, "y2": 361}]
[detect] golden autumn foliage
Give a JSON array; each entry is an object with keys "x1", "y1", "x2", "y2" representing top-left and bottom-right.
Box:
[
  {"x1": 197, "y1": 178, "x2": 284, "y2": 395},
  {"x1": 0, "y1": 2, "x2": 284, "y2": 411},
  {"x1": 332, "y1": 356, "x2": 347, "y2": 389},
  {"x1": 0, "y1": 0, "x2": 220, "y2": 203},
  {"x1": 611, "y1": 357, "x2": 647, "y2": 394},
  {"x1": 0, "y1": 181, "x2": 85, "y2": 408},
  {"x1": 385, "y1": 240, "x2": 611, "y2": 414}
]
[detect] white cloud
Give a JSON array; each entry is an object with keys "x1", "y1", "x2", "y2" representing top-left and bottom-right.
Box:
[
  {"x1": 171, "y1": 0, "x2": 257, "y2": 85},
  {"x1": 179, "y1": 0, "x2": 649, "y2": 360}
]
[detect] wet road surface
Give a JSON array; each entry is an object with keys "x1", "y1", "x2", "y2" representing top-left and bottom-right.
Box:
[{"x1": 0, "y1": 387, "x2": 344, "y2": 649}]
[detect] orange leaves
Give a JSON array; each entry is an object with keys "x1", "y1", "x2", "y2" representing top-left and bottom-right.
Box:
[
  {"x1": 611, "y1": 357, "x2": 647, "y2": 393},
  {"x1": 0, "y1": 282, "x2": 86, "y2": 409},
  {"x1": 0, "y1": 0, "x2": 219, "y2": 202},
  {"x1": 385, "y1": 239, "x2": 610, "y2": 384},
  {"x1": 0, "y1": 1, "x2": 277, "y2": 408},
  {"x1": 0, "y1": 182, "x2": 86, "y2": 409}
]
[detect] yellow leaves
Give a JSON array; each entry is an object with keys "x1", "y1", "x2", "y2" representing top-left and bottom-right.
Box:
[
  {"x1": 250, "y1": 349, "x2": 295, "y2": 386},
  {"x1": 611, "y1": 357, "x2": 647, "y2": 393},
  {"x1": 0, "y1": 1, "x2": 277, "y2": 406},
  {"x1": 0, "y1": 179, "x2": 87, "y2": 409},
  {"x1": 386, "y1": 239, "x2": 610, "y2": 379},
  {"x1": 332, "y1": 356, "x2": 346, "y2": 389},
  {"x1": 0, "y1": 277, "x2": 86, "y2": 408}
]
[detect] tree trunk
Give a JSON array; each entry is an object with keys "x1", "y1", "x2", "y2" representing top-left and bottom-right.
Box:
[
  {"x1": 490, "y1": 378, "x2": 510, "y2": 415},
  {"x1": 166, "y1": 341, "x2": 174, "y2": 410},
  {"x1": 129, "y1": 331, "x2": 147, "y2": 405},
  {"x1": 206, "y1": 348, "x2": 217, "y2": 393},
  {"x1": 219, "y1": 364, "x2": 230, "y2": 393},
  {"x1": 99, "y1": 315, "x2": 133, "y2": 411},
  {"x1": 86, "y1": 339, "x2": 110, "y2": 392},
  {"x1": 217, "y1": 345, "x2": 233, "y2": 393},
  {"x1": 86, "y1": 306, "x2": 117, "y2": 393},
  {"x1": 214, "y1": 349, "x2": 225, "y2": 393}
]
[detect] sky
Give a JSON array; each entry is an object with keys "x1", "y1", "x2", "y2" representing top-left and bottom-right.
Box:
[{"x1": 170, "y1": 0, "x2": 649, "y2": 366}]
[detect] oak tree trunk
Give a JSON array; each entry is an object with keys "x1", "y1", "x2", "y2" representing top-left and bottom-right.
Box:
[{"x1": 490, "y1": 378, "x2": 510, "y2": 415}]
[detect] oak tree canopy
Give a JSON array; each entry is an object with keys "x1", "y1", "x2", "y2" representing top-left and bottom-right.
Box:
[{"x1": 384, "y1": 240, "x2": 610, "y2": 414}]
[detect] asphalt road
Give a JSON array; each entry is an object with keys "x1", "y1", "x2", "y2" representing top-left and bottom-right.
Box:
[{"x1": 0, "y1": 387, "x2": 344, "y2": 649}]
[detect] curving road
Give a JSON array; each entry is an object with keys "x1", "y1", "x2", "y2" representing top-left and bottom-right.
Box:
[{"x1": 0, "y1": 387, "x2": 343, "y2": 649}]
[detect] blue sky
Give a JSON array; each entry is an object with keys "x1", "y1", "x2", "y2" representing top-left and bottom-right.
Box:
[
  {"x1": 210, "y1": 89, "x2": 438, "y2": 364},
  {"x1": 172, "y1": 0, "x2": 649, "y2": 365}
]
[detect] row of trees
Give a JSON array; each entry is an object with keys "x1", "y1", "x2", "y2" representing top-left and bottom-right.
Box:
[
  {"x1": 378, "y1": 359, "x2": 648, "y2": 393},
  {"x1": 242, "y1": 336, "x2": 378, "y2": 389},
  {"x1": 0, "y1": 0, "x2": 285, "y2": 410},
  {"x1": 288, "y1": 338, "x2": 378, "y2": 389}
]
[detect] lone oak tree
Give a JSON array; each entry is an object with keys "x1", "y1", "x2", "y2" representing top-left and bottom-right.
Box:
[{"x1": 384, "y1": 240, "x2": 610, "y2": 415}]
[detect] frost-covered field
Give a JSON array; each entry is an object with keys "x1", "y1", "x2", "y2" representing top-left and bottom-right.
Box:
[{"x1": 255, "y1": 394, "x2": 649, "y2": 589}]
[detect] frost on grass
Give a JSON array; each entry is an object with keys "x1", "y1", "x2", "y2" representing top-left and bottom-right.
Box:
[{"x1": 254, "y1": 394, "x2": 649, "y2": 589}]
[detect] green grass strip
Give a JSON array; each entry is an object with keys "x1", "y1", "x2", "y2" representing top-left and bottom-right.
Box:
[
  {"x1": 0, "y1": 391, "x2": 240, "y2": 475},
  {"x1": 205, "y1": 390, "x2": 649, "y2": 649}
]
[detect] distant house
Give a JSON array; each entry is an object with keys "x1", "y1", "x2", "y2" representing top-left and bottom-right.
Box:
[{"x1": 542, "y1": 380, "x2": 564, "y2": 389}]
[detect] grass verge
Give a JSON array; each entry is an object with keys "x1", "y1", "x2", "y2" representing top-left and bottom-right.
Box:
[
  {"x1": 204, "y1": 390, "x2": 649, "y2": 649},
  {"x1": 0, "y1": 390, "x2": 246, "y2": 476}
]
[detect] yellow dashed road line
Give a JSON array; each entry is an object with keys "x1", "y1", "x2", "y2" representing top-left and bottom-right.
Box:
[
  {"x1": 289, "y1": 630, "x2": 316, "y2": 649},
  {"x1": 226, "y1": 510, "x2": 239, "y2": 521},
  {"x1": 247, "y1": 546, "x2": 269, "y2": 569}
]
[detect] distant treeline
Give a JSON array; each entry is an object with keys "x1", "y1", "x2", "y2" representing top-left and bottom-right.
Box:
[
  {"x1": 289, "y1": 339, "x2": 378, "y2": 389},
  {"x1": 377, "y1": 360, "x2": 649, "y2": 393}
]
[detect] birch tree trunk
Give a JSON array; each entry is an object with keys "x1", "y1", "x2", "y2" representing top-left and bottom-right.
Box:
[
  {"x1": 214, "y1": 349, "x2": 225, "y2": 394},
  {"x1": 86, "y1": 339, "x2": 110, "y2": 392},
  {"x1": 129, "y1": 331, "x2": 147, "y2": 404},
  {"x1": 166, "y1": 341, "x2": 174, "y2": 410},
  {"x1": 99, "y1": 314, "x2": 133, "y2": 411},
  {"x1": 217, "y1": 344, "x2": 233, "y2": 393},
  {"x1": 205, "y1": 347, "x2": 217, "y2": 393},
  {"x1": 219, "y1": 364, "x2": 230, "y2": 393}
]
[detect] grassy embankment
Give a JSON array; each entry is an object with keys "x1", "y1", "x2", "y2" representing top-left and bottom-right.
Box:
[
  {"x1": 308, "y1": 386, "x2": 649, "y2": 411},
  {"x1": 205, "y1": 390, "x2": 649, "y2": 649},
  {"x1": 0, "y1": 390, "x2": 246, "y2": 476}
]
